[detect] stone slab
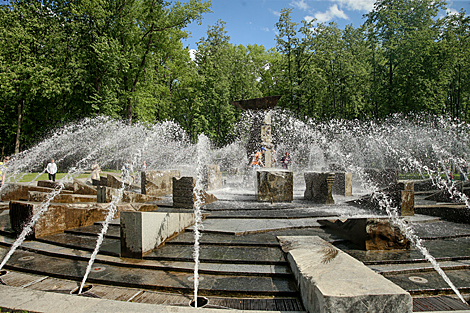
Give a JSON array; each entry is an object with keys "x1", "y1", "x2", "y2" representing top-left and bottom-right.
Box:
[
  {"x1": 256, "y1": 169, "x2": 293, "y2": 202},
  {"x1": 120, "y1": 211, "x2": 194, "y2": 258},
  {"x1": 73, "y1": 179, "x2": 97, "y2": 195},
  {"x1": 317, "y1": 218, "x2": 410, "y2": 250},
  {"x1": 28, "y1": 191, "x2": 96, "y2": 203},
  {"x1": 277, "y1": 236, "x2": 412, "y2": 313},
  {"x1": 0, "y1": 183, "x2": 72, "y2": 201},
  {"x1": 98, "y1": 186, "x2": 161, "y2": 203},
  {"x1": 8, "y1": 200, "x2": 148, "y2": 238},
  {"x1": 141, "y1": 170, "x2": 180, "y2": 196},
  {"x1": 37, "y1": 180, "x2": 74, "y2": 191}
]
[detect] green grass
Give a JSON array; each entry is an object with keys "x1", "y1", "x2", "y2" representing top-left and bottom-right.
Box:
[{"x1": 14, "y1": 172, "x2": 90, "y2": 182}]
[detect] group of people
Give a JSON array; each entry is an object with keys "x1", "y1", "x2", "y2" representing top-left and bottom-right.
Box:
[{"x1": 249, "y1": 147, "x2": 291, "y2": 169}]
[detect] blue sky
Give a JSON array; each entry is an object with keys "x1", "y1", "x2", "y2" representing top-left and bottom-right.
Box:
[{"x1": 182, "y1": 0, "x2": 470, "y2": 51}]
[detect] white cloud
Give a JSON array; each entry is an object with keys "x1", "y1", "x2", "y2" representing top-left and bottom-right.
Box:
[
  {"x1": 304, "y1": 15, "x2": 315, "y2": 23},
  {"x1": 333, "y1": 0, "x2": 375, "y2": 12},
  {"x1": 290, "y1": 0, "x2": 309, "y2": 11},
  {"x1": 269, "y1": 8, "x2": 281, "y2": 16},
  {"x1": 189, "y1": 49, "x2": 197, "y2": 61},
  {"x1": 446, "y1": 7, "x2": 459, "y2": 16},
  {"x1": 314, "y1": 4, "x2": 349, "y2": 23},
  {"x1": 261, "y1": 27, "x2": 270, "y2": 32}
]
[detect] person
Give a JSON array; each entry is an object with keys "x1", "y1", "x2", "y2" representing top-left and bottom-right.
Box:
[
  {"x1": 0, "y1": 156, "x2": 9, "y2": 186},
  {"x1": 122, "y1": 160, "x2": 133, "y2": 183},
  {"x1": 91, "y1": 161, "x2": 101, "y2": 180},
  {"x1": 46, "y1": 159, "x2": 58, "y2": 181},
  {"x1": 280, "y1": 152, "x2": 292, "y2": 169},
  {"x1": 249, "y1": 147, "x2": 265, "y2": 169},
  {"x1": 142, "y1": 161, "x2": 148, "y2": 172}
]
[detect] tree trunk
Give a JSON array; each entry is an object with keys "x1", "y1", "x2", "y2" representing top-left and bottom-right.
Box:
[{"x1": 15, "y1": 98, "x2": 24, "y2": 154}]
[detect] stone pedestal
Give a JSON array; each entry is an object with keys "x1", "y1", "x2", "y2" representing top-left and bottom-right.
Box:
[
  {"x1": 256, "y1": 169, "x2": 293, "y2": 202},
  {"x1": 304, "y1": 172, "x2": 335, "y2": 204},
  {"x1": 141, "y1": 170, "x2": 180, "y2": 196},
  {"x1": 120, "y1": 211, "x2": 194, "y2": 258},
  {"x1": 318, "y1": 218, "x2": 410, "y2": 250},
  {"x1": 203, "y1": 165, "x2": 222, "y2": 191},
  {"x1": 172, "y1": 177, "x2": 217, "y2": 209},
  {"x1": 332, "y1": 172, "x2": 352, "y2": 196},
  {"x1": 278, "y1": 236, "x2": 412, "y2": 313}
]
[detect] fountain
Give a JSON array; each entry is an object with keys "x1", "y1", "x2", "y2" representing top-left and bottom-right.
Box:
[{"x1": 0, "y1": 112, "x2": 469, "y2": 312}]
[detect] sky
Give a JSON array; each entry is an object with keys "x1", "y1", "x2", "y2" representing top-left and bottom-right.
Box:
[{"x1": 181, "y1": 0, "x2": 470, "y2": 51}]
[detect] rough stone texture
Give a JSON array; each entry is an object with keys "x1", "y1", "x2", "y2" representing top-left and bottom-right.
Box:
[
  {"x1": 363, "y1": 168, "x2": 399, "y2": 189},
  {"x1": 317, "y1": 218, "x2": 410, "y2": 250},
  {"x1": 203, "y1": 165, "x2": 222, "y2": 191},
  {"x1": 28, "y1": 191, "x2": 96, "y2": 203},
  {"x1": 256, "y1": 169, "x2": 293, "y2": 202},
  {"x1": 103, "y1": 186, "x2": 161, "y2": 203},
  {"x1": 304, "y1": 172, "x2": 335, "y2": 204},
  {"x1": 0, "y1": 183, "x2": 72, "y2": 201},
  {"x1": 332, "y1": 172, "x2": 352, "y2": 196},
  {"x1": 97, "y1": 186, "x2": 106, "y2": 203},
  {"x1": 9, "y1": 200, "x2": 153, "y2": 238},
  {"x1": 348, "y1": 181, "x2": 415, "y2": 216},
  {"x1": 141, "y1": 170, "x2": 180, "y2": 196},
  {"x1": 37, "y1": 180, "x2": 74, "y2": 191},
  {"x1": 73, "y1": 179, "x2": 97, "y2": 195},
  {"x1": 100, "y1": 175, "x2": 108, "y2": 186},
  {"x1": 107, "y1": 174, "x2": 138, "y2": 190},
  {"x1": 277, "y1": 236, "x2": 412, "y2": 313},
  {"x1": 120, "y1": 211, "x2": 194, "y2": 258},
  {"x1": 172, "y1": 177, "x2": 217, "y2": 209}
]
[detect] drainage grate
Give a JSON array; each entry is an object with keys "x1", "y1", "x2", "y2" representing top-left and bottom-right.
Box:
[{"x1": 413, "y1": 296, "x2": 470, "y2": 311}]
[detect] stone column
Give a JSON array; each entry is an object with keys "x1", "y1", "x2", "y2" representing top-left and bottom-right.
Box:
[
  {"x1": 304, "y1": 172, "x2": 335, "y2": 204},
  {"x1": 332, "y1": 172, "x2": 352, "y2": 196},
  {"x1": 261, "y1": 111, "x2": 274, "y2": 167},
  {"x1": 256, "y1": 169, "x2": 293, "y2": 202}
]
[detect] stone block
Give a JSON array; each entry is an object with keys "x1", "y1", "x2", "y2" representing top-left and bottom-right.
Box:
[
  {"x1": 256, "y1": 169, "x2": 293, "y2": 202},
  {"x1": 9, "y1": 200, "x2": 152, "y2": 238},
  {"x1": 172, "y1": 177, "x2": 217, "y2": 208},
  {"x1": 97, "y1": 186, "x2": 161, "y2": 203},
  {"x1": 141, "y1": 170, "x2": 180, "y2": 196},
  {"x1": 37, "y1": 180, "x2": 73, "y2": 191},
  {"x1": 100, "y1": 176, "x2": 108, "y2": 186},
  {"x1": 107, "y1": 174, "x2": 138, "y2": 190},
  {"x1": 203, "y1": 165, "x2": 222, "y2": 191},
  {"x1": 304, "y1": 172, "x2": 335, "y2": 204},
  {"x1": 349, "y1": 181, "x2": 415, "y2": 216},
  {"x1": 332, "y1": 172, "x2": 352, "y2": 196},
  {"x1": 28, "y1": 191, "x2": 96, "y2": 203},
  {"x1": 120, "y1": 211, "x2": 194, "y2": 258},
  {"x1": 363, "y1": 168, "x2": 398, "y2": 189},
  {"x1": 0, "y1": 183, "x2": 72, "y2": 201},
  {"x1": 73, "y1": 179, "x2": 97, "y2": 195},
  {"x1": 277, "y1": 236, "x2": 412, "y2": 313},
  {"x1": 318, "y1": 218, "x2": 410, "y2": 250},
  {"x1": 97, "y1": 186, "x2": 106, "y2": 203}
]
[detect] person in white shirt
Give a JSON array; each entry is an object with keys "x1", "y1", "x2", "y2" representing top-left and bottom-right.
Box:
[{"x1": 46, "y1": 159, "x2": 58, "y2": 181}]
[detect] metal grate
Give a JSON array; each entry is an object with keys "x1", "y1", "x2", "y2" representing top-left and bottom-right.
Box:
[{"x1": 413, "y1": 296, "x2": 470, "y2": 311}]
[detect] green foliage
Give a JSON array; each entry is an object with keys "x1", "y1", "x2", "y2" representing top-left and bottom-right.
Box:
[{"x1": 0, "y1": 0, "x2": 469, "y2": 155}]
